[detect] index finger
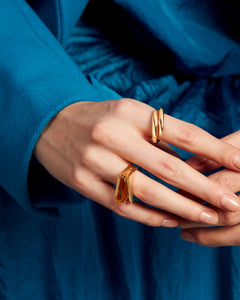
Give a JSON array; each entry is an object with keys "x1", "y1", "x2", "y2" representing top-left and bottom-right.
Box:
[
  {"x1": 185, "y1": 131, "x2": 240, "y2": 173},
  {"x1": 162, "y1": 115, "x2": 240, "y2": 171},
  {"x1": 133, "y1": 103, "x2": 240, "y2": 172}
]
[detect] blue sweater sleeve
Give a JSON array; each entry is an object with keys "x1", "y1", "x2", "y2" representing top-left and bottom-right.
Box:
[{"x1": 0, "y1": 0, "x2": 119, "y2": 219}]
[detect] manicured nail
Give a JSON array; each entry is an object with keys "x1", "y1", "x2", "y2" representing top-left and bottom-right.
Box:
[
  {"x1": 181, "y1": 230, "x2": 195, "y2": 242},
  {"x1": 162, "y1": 219, "x2": 178, "y2": 228},
  {"x1": 233, "y1": 153, "x2": 240, "y2": 170},
  {"x1": 221, "y1": 194, "x2": 240, "y2": 211},
  {"x1": 199, "y1": 211, "x2": 218, "y2": 224}
]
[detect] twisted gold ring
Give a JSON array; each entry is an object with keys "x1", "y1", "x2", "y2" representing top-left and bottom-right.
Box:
[{"x1": 152, "y1": 108, "x2": 164, "y2": 143}]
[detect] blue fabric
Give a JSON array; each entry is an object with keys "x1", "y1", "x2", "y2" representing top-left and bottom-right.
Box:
[
  {"x1": 114, "y1": 0, "x2": 240, "y2": 77},
  {"x1": 0, "y1": 0, "x2": 119, "y2": 219},
  {"x1": 1, "y1": 0, "x2": 240, "y2": 299},
  {"x1": 30, "y1": 0, "x2": 89, "y2": 45}
]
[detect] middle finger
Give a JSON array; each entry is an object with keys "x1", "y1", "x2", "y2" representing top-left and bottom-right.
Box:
[
  {"x1": 102, "y1": 127, "x2": 240, "y2": 212},
  {"x1": 84, "y1": 145, "x2": 219, "y2": 224}
]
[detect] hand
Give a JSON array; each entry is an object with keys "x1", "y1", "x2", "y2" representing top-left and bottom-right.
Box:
[
  {"x1": 180, "y1": 131, "x2": 240, "y2": 246},
  {"x1": 34, "y1": 99, "x2": 240, "y2": 227}
]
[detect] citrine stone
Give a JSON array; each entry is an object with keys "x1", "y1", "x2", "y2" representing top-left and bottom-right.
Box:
[
  {"x1": 116, "y1": 177, "x2": 129, "y2": 203},
  {"x1": 115, "y1": 165, "x2": 137, "y2": 204}
]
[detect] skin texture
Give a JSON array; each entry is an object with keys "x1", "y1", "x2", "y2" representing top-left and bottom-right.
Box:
[
  {"x1": 34, "y1": 99, "x2": 240, "y2": 228},
  {"x1": 180, "y1": 131, "x2": 240, "y2": 246}
]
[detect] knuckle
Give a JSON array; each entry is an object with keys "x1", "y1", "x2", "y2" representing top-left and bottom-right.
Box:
[
  {"x1": 113, "y1": 202, "x2": 132, "y2": 219},
  {"x1": 70, "y1": 168, "x2": 88, "y2": 191},
  {"x1": 91, "y1": 120, "x2": 114, "y2": 144},
  {"x1": 214, "y1": 174, "x2": 234, "y2": 189},
  {"x1": 142, "y1": 215, "x2": 159, "y2": 227},
  {"x1": 221, "y1": 211, "x2": 240, "y2": 226},
  {"x1": 194, "y1": 231, "x2": 209, "y2": 246},
  {"x1": 177, "y1": 124, "x2": 198, "y2": 145},
  {"x1": 156, "y1": 158, "x2": 181, "y2": 181},
  {"x1": 112, "y1": 98, "x2": 137, "y2": 116},
  {"x1": 136, "y1": 185, "x2": 158, "y2": 206},
  {"x1": 81, "y1": 146, "x2": 97, "y2": 167}
]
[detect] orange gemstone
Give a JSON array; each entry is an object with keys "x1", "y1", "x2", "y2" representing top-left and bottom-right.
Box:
[
  {"x1": 116, "y1": 177, "x2": 129, "y2": 203},
  {"x1": 115, "y1": 165, "x2": 137, "y2": 204}
]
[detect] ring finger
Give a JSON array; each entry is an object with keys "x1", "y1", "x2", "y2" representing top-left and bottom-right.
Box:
[
  {"x1": 82, "y1": 144, "x2": 219, "y2": 224},
  {"x1": 95, "y1": 119, "x2": 240, "y2": 212}
]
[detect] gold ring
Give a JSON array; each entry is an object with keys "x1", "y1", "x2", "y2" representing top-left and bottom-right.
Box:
[
  {"x1": 152, "y1": 108, "x2": 164, "y2": 143},
  {"x1": 115, "y1": 164, "x2": 137, "y2": 204},
  {"x1": 158, "y1": 108, "x2": 164, "y2": 138},
  {"x1": 152, "y1": 110, "x2": 159, "y2": 144}
]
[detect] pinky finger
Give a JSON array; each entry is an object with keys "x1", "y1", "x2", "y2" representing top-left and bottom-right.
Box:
[
  {"x1": 181, "y1": 224, "x2": 240, "y2": 247},
  {"x1": 104, "y1": 182, "x2": 179, "y2": 227},
  {"x1": 112, "y1": 199, "x2": 179, "y2": 227}
]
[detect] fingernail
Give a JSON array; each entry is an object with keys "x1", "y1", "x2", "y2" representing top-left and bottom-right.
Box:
[
  {"x1": 199, "y1": 211, "x2": 218, "y2": 224},
  {"x1": 233, "y1": 153, "x2": 240, "y2": 170},
  {"x1": 181, "y1": 230, "x2": 195, "y2": 242},
  {"x1": 162, "y1": 219, "x2": 178, "y2": 228},
  {"x1": 221, "y1": 194, "x2": 240, "y2": 211}
]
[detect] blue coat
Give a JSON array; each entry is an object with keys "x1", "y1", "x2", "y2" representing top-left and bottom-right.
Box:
[
  {"x1": 1, "y1": 0, "x2": 240, "y2": 299},
  {"x1": 0, "y1": 0, "x2": 121, "y2": 219}
]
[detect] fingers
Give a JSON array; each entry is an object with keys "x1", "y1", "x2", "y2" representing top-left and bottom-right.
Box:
[
  {"x1": 70, "y1": 168, "x2": 179, "y2": 227},
  {"x1": 98, "y1": 129, "x2": 240, "y2": 212},
  {"x1": 178, "y1": 169, "x2": 240, "y2": 228},
  {"x1": 154, "y1": 141, "x2": 181, "y2": 159},
  {"x1": 181, "y1": 224, "x2": 240, "y2": 247},
  {"x1": 125, "y1": 99, "x2": 240, "y2": 172},
  {"x1": 132, "y1": 171, "x2": 219, "y2": 224},
  {"x1": 179, "y1": 209, "x2": 240, "y2": 229},
  {"x1": 221, "y1": 130, "x2": 240, "y2": 148},
  {"x1": 186, "y1": 130, "x2": 240, "y2": 173},
  {"x1": 209, "y1": 169, "x2": 240, "y2": 194},
  {"x1": 186, "y1": 155, "x2": 220, "y2": 173},
  {"x1": 180, "y1": 164, "x2": 240, "y2": 245},
  {"x1": 107, "y1": 99, "x2": 240, "y2": 173},
  {"x1": 85, "y1": 99, "x2": 240, "y2": 212},
  {"x1": 79, "y1": 145, "x2": 220, "y2": 224},
  {"x1": 161, "y1": 116, "x2": 240, "y2": 172},
  {"x1": 111, "y1": 200, "x2": 179, "y2": 228}
]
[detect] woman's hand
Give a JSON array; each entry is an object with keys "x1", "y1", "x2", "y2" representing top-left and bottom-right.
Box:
[
  {"x1": 34, "y1": 99, "x2": 240, "y2": 227},
  {"x1": 180, "y1": 130, "x2": 240, "y2": 246}
]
